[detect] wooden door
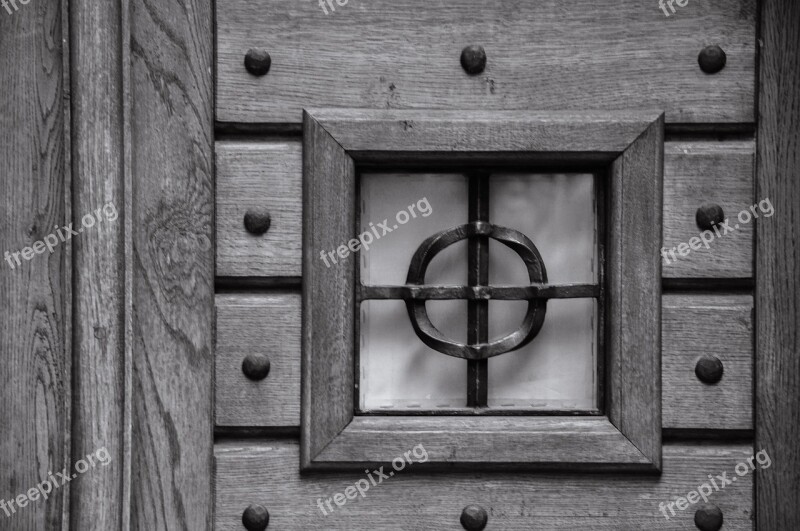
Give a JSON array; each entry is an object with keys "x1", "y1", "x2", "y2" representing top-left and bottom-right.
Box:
[{"x1": 2, "y1": 1, "x2": 799, "y2": 530}]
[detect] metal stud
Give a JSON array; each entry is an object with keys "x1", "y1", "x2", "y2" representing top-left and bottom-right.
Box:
[
  {"x1": 694, "y1": 503, "x2": 723, "y2": 531},
  {"x1": 695, "y1": 355, "x2": 724, "y2": 384},
  {"x1": 244, "y1": 49, "x2": 272, "y2": 76},
  {"x1": 244, "y1": 209, "x2": 272, "y2": 235},
  {"x1": 696, "y1": 204, "x2": 725, "y2": 231},
  {"x1": 460, "y1": 505, "x2": 488, "y2": 531},
  {"x1": 460, "y1": 45, "x2": 487, "y2": 75},
  {"x1": 242, "y1": 354, "x2": 271, "y2": 381},
  {"x1": 242, "y1": 504, "x2": 270, "y2": 531},
  {"x1": 698, "y1": 45, "x2": 726, "y2": 74}
]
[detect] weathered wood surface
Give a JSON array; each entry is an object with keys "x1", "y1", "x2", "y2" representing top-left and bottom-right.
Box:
[
  {"x1": 216, "y1": 293, "x2": 301, "y2": 427},
  {"x1": 215, "y1": 440, "x2": 754, "y2": 530},
  {"x1": 69, "y1": 0, "x2": 125, "y2": 528},
  {"x1": 0, "y1": 2, "x2": 71, "y2": 529},
  {"x1": 128, "y1": 0, "x2": 215, "y2": 528},
  {"x1": 216, "y1": 297, "x2": 751, "y2": 432},
  {"x1": 756, "y1": 0, "x2": 800, "y2": 528},
  {"x1": 662, "y1": 295, "x2": 752, "y2": 431},
  {"x1": 217, "y1": 0, "x2": 756, "y2": 124},
  {"x1": 217, "y1": 140, "x2": 754, "y2": 279}
]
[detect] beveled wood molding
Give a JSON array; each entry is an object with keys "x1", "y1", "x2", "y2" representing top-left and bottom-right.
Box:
[{"x1": 302, "y1": 110, "x2": 663, "y2": 472}]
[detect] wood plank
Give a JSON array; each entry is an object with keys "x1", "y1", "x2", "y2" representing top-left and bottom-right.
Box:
[
  {"x1": 69, "y1": 0, "x2": 126, "y2": 528},
  {"x1": 663, "y1": 295, "x2": 753, "y2": 431},
  {"x1": 128, "y1": 0, "x2": 214, "y2": 528},
  {"x1": 217, "y1": 0, "x2": 756, "y2": 125},
  {"x1": 663, "y1": 141, "x2": 754, "y2": 279},
  {"x1": 215, "y1": 440, "x2": 755, "y2": 530},
  {"x1": 216, "y1": 293, "x2": 301, "y2": 427},
  {"x1": 216, "y1": 293, "x2": 752, "y2": 432},
  {"x1": 0, "y1": 2, "x2": 71, "y2": 529},
  {"x1": 756, "y1": 0, "x2": 800, "y2": 528},
  {"x1": 217, "y1": 141, "x2": 302, "y2": 277},
  {"x1": 217, "y1": 140, "x2": 754, "y2": 279}
]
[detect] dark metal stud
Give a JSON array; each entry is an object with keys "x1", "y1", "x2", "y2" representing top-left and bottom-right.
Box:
[
  {"x1": 460, "y1": 45, "x2": 487, "y2": 75},
  {"x1": 460, "y1": 505, "x2": 488, "y2": 531},
  {"x1": 698, "y1": 45, "x2": 726, "y2": 74},
  {"x1": 695, "y1": 355, "x2": 724, "y2": 384},
  {"x1": 244, "y1": 209, "x2": 271, "y2": 235},
  {"x1": 694, "y1": 503, "x2": 723, "y2": 531},
  {"x1": 244, "y1": 49, "x2": 272, "y2": 76},
  {"x1": 242, "y1": 504, "x2": 270, "y2": 531},
  {"x1": 696, "y1": 204, "x2": 725, "y2": 231},
  {"x1": 242, "y1": 354, "x2": 271, "y2": 381}
]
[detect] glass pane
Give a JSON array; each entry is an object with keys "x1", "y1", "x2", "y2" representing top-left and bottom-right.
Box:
[
  {"x1": 489, "y1": 173, "x2": 597, "y2": 285},
  {"x1": 487, "y1": 298, "x2": 598, "y2": 410},
  {"x1": 360, "y1": 300, "x2": 467, "y2": 410}
]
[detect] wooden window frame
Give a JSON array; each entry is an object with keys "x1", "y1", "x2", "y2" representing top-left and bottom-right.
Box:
[{"x1": 302, "y1": 109, "x2": 664, "y2": 472}]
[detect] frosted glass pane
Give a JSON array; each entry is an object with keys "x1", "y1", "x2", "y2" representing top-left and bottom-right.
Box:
[
  {"x1": 489, "y1": 174, "x2": 597, "y2": 285},
  {"x1": 360, "y1": 300, "x2": 467, "y2": 410},
  {"x1": 487, "y1": 299, "x2": 597, "y2": 410},
  {"x1": 360, "y1": 173, "x2": 467, "y2": 286}
]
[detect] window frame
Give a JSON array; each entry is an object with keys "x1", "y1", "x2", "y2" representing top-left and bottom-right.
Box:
[{"x1": 302, "y1": 109, "x2": 664, "y2": 472}]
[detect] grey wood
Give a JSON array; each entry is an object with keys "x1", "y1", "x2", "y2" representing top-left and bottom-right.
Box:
[
  {"x1": 0, "y1": 2, "x2": 71, "y2": 529},
  {"x1": 216, "y1": 140, "x2": 754, "y2": 280},
  {"x1": 127, "y1": 0, "x2": 215, "y2": 528},
  {"x1": 215, "y1": 440, "x2": 755, "y2": 530},
  {"x1": 69, "y1": 0, "x2": 126, "y2": 528},
  {"x1": 216, "y1": 0, "x2": 756, "y2": 125},
  {"x1": 755, "y1": 0, "x2": 800, "y2": 528},
  {"x1": 215, "y1": 293, "x2": 753, "y2": 431}
]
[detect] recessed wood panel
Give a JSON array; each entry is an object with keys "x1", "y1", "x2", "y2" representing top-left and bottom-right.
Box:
[
  {"x1": 215, "y1": 293, "x2": 752, "y2": 431},
  {"x1": 216, "y1": 141, "x2": 754, "y2": 279},
  {"x1": 215, "y1": 440, "x2": 754, "y2": 530},
  {"x1": 216, "y1": 0, "x2": 755, "y2": 124},
  {"x1": 216, "y1": 293, "x2": 301, "y2": 427}
]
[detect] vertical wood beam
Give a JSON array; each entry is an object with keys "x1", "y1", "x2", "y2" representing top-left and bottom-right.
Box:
[
  {"x1": 756, "y1": 0, "x2": 800, "y2": 528},
  {"x1": 0, "y1": 1, "x2": 71, "y2": 529}
]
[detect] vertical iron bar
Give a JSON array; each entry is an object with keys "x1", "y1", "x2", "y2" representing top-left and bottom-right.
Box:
[{"x1": 467, "y1": 174, "x2": 490, "y2": 407}]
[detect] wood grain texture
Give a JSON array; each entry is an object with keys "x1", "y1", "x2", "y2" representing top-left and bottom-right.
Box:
[
  {"x1": 128, "y1": 0, "x2": 214, "y2": 528},
  {"x1": 756, "y1": 0, "x2": 800, "y2": 528},
  {"x1": 607, "y1": 116, "x2": 663, "y2": 468},
  {"x1": 69, "y1": 0, "x2": 125, "y2": 528},
  {"x1": 216, "y1": 293, "x2": 753, "y2": 431},
  {"x1": 217, "y1": 142, "x2": 302, "y2": 277},
  {"x1": 216, "y1": 0, "x2": 756, "y2": 125},
  {"x1": 215, "y1": 440, "x2": 754, "y2": 530},
  {"x1": 301, "y1": 112, "x2": 357, "y2": 468},
  {"x1": 0, "y1": 2, "x2": 71, "y2": 529},
  {"x1": 216, "y1": 293, "x2": 301, "y2": 427},
  {"x1": 217, "y1": 140, "x2": 754, "y2": 279},
  {"x1": 663, "y1": 141, "x2": 754, "y2": 279},
  {"x1": 663, "y1": 295, "x2": 753, "y2": 431}
]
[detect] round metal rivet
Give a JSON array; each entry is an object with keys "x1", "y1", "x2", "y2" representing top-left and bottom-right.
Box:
[
  {"x1": 460, "y1": 45, "x2": 487, "y2": 75},
  {"x1": 244, "y1": 209, "x2": 272, "y2": 235},
  {"x1": 698, "y1": 45, "x2": 726, "y2": 74},
  {"x1": 242, "y1": 355, "x2": 271, "y2": 381},
  {"x1": 695, "y1": 355, "x2": 724, "y2": 384},
  {"x1": 244, "y1": 49, "x2": 272, "y2": 76},
  {"x1": 460, "y1": 505, "x2": 488, "y2": 531},
  {"x1": 242, "y1": 504, "x2": 270, "y2": 530},
  {"x1": 696, "y1": 204, "x2": 725, "y2": 231},
  {"x1": 694, "y1": 503, "x2": 723, "y2": 531}
]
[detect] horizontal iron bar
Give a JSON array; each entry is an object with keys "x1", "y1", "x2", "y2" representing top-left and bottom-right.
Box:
[{"x1": 360, "y1": 283, "x2": 599, "y2": 301}]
